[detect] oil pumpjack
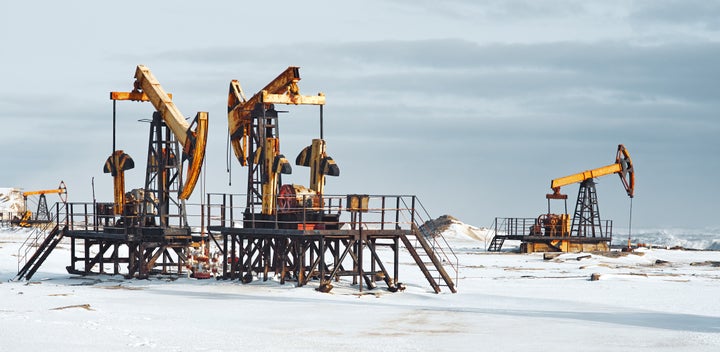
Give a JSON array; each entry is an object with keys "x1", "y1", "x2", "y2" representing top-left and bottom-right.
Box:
[
  {"x1": 489, "y1": 144, "x2": 635, "y2": 253},
  {"x1": 226, "y1": 66, "x2": 338, "y2": 228},
  {"x1": 70, "y1": 65, "x2": 209, "y2": 278},
  {"x1": 13, "y1": 181, "x2": 67, "y2": 227},
  {"x1": 103, "y1": 65, "x2": 208, "y2": 236},
  {"x1": 17, "y1": 65, "x2": 457, "y2": 293},
  {"x1": 16, "y1": 65, "x2": 209, "y2": 280},
  {"x1": 207, "y1": 66, "x2": 457, "y2": 293}
]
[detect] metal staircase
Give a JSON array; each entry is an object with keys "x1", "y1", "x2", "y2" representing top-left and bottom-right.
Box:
[
  {"x1": 15, "y1": 202, "x2": 67, "y2": 280},
  {"x1": 487, "y1": 217, "x2": 511, "y2": 252},
  {"x1": 399, "y1": 198, "x2": 458, "y2": 293},
  {"x1": 487, "y1": 235, "x2": 506, "y2": 252}
]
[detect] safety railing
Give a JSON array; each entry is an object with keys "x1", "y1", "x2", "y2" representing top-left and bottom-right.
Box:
[
  {"x1": 0, "y1": 211, "x2": 19, "y2": 227},
  {"x1": 61, "y1": 201, "x2": 203, "y2": 236},
  {"x1": 64, "y1": 202, "x2": 104, "y2": 232},
  {"x1": 16, "y1": 202, "x2": 68, "y2": 274},
  {"x1": 205, "y1": 193, "x2": 458, "y2": 287},
  {"x1": 398, "y1": 196, "x2": 459, "y2": 288},
  {"x1": 206, "y1": 193, "x2": 426, "y2": 231},
  {"x1": 492, "y1": 217, "x2": 613, "y2": 238},
  {"x1": 493, "y1": 217, "x2": 537, "y2": 237}
]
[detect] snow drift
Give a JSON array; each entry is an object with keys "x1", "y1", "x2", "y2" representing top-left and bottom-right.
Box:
[{"x1": 1, "y1": 218, "x2": 720, "y2": 351}]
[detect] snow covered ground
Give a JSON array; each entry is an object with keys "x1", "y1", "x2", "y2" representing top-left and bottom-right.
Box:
[{"x1": 1, "y1": 222, "x2": 719, "y2": 352}]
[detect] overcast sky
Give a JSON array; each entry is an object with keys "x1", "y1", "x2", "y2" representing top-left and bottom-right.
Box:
[{"x1": 1, "y1": 1, "x2": 718, "y2": 230}]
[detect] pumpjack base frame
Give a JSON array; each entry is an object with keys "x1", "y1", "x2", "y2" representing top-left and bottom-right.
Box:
[
  {"x1": 210, "y1": 226, "x2": 405, "y2": 292},
  {"x1": 65, "y1": 229, "x2": 191, "y2": 279},
  {"x1": 501, "y1": 234, "x2": 612, "y2": 253},
  {"x1": 517, "y1": 236, "x2": 611, "y2": 253},
  {"x1": 46, "y1": 195, "x2": 457, "y2": 293},
  {"x1": 489, "y1": 217, "x2": 613, "y2": 253}
]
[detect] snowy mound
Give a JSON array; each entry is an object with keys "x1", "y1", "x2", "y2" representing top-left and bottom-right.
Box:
[{"x1": 421, "y1": 215, "x2": 492, "y2": 243}]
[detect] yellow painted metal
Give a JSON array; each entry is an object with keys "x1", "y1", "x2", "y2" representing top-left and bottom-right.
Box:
[
  {"x1": 309, "y1": 139, "x2": 326, "y2": 194},
  {"x1": 132, "y1": 65, "x2": 191, "y2": 145},
  {"x1": 110, "y1": 91, "x2": 172, "y2": 101},
  {"x1": 227, "y1": 67, "x2": 300, "y2": 166},
  {"x1": 296, "y1": 139, "x2": 339, "y2": 196},
  {"x1": 562, "y1": 213, "x2": 571, "y2": 235},
  {"x1": 115, "y1": 65, "x2": 208, "y2": 200},
  {"x1": 103, "y1": 150, "x2": 135, "y2": 214},
  {"x1": 347, "y1": 194, "x2": 370, "y2": 212},
  {"x1": 17, "y1": 211, "x2": 33, "y2": 227},
  {"x1": 524, "y1": 240, "x2": 609, "y2": 254},
  {"x1": 262, "y1": 138, "x2": 281, "y2": 215},
  {"x1": 22, "y1": 180, "x2": 67, "y2": 198},
  {"x1": 19, "y1": 181, "x2": 67, "y2": 226},
  {"x1": 550, "y1": 240, "x2": 570, "y2": 252},
  {"x1": 261, "y1": 91, "x2": 326, "y2": 105},
  {"x1": 179, "y1": 112, "x2": 208, "y2": 200},
  {"x1": 227, "y1": 66, "x2": 325, "y2": 166},
  {"x1": 227, "y1": 80, "x2": 249, "y2": 166},
  {"x1": 551, "y1": 163, "x2": 622, "y2": 189},
  {"x1": 252, "y1": 137, "x2": 293, "y2": 215},
  {"x1": 112, "y1": 170, "x2": 125, "y2": 214},
  {"x1": 548, "y1": 144, "x2": 634, "y2": 198},
  {"x1": 537, "y1": 144, "x2": 635, "y2": 253},
  {"x1": 227, "y1": 66, "x2": 328, "y2": 215},
  {"x1": 296, "y1": 139, "x2": 325, "y2": 194},
  {"x1": 22, "y1": 188, "x2": 65, "y2": 197}
]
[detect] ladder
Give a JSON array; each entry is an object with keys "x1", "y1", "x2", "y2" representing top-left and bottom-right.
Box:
[
  {"x1": 487, "y1": 217, "x2": 510, "y2": 252},
  {"x1": 401, "y1": 226, "x2": 457, "y2": 293},
  {"x1": 398, "y1": 197, "x2": 458, "y2": 293},
  {"x1": 487, "y1": 235, "x2": 506, "y2": 251},
  {"x1": 15, "y1": 224, "x2": 65, "y2": 280},
  {"x1": 15, "y1": 202, "x2": 67, "y2": 280}
]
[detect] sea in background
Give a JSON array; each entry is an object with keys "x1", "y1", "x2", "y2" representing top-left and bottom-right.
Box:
[{"x1": 612, "y1": 227, "x2": 720, "y2": 250}]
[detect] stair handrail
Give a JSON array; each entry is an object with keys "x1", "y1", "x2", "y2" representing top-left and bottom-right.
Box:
[
  {"x1": 398, "y1": 196, "x2": 459, "y2": 287},
  {"x1": 488, "y1": 217, "x2": 507, "y2": 251},
  {"x1": 16, "y1": 202, "x2": 68, "y2": 275}
]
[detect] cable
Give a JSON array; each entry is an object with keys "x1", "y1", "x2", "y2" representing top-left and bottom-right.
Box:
[
  {"x1": 226, "y1": 130, "x2": 232, "y2": 186},
  {"x1": 627, "y1": 197, "x2": 633, "y2": 250},
  {"x1": 201, "y1": 152, "x2": 206, "y2": 240}
]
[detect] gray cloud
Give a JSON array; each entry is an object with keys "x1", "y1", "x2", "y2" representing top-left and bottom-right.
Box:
[
  {"x1": 2, "y1": 1, "x2": 719, "y2": 229},
  {"x1": 630, "y1": 0, "x2": 720, "y2": 30},
  {"x1": 158, "y1": 39, "x2": 720, "y2": 105},
  {"x1": 386, "y1": 0, "x2": 598, "y2": 22}
]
